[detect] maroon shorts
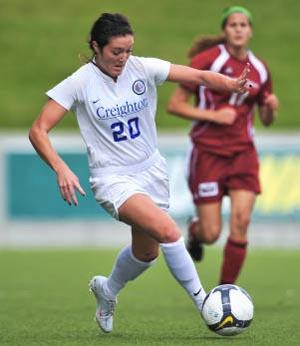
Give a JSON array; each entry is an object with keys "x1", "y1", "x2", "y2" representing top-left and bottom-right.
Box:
[{"x1": 188, "y1": 145, "x2": 261, "y2": 205}]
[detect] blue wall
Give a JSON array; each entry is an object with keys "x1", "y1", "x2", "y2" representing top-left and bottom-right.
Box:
[
  {"x1": 5, "y1": 148, "x2": 300, "y2": 221},
  {"x1": 6, "y1": 153, "x2": 109, "y2": 220}
]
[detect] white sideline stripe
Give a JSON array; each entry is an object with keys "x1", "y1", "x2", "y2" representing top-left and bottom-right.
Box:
[
  {"x1": 1, "y1": 132, "x2": 300, "y2": 150},
  {"x1": 0, "y1": 220, "x2": 299, "y2": 248}
]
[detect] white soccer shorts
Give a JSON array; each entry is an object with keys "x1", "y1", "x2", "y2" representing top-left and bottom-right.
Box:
[{"x1": 89, "y1": 153, "x2": 170, "y2": 219}]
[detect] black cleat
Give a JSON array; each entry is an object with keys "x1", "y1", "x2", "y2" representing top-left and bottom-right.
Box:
[{"x1": 186, "y1": 217, "x2": 204, "y2": 262}]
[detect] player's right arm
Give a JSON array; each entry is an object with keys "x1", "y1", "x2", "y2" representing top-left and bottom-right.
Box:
[
  {"x1": 167, "y1": 85, "x2": 237, "y2": 125},
  {"x1": 29, "y1": 99, "x2": 85, "y2": 205}
]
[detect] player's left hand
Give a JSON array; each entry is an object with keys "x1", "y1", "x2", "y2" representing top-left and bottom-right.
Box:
[{"x1": 263, "y1": 92, "x2": 279, "y2": 111}]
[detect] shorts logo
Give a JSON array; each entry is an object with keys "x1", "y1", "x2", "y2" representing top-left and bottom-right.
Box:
[
  {"x1": 198, "y1": 182, "x2": 218, "y2": 197},
  {"x1": 132, "y1": 80, "x2": 146, "y2": 95}
]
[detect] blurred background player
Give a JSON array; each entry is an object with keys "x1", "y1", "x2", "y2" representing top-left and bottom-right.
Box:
[
  {"x1": 28, "y1": 12, "x2": 250, "y2": 333},
  {"x1": 168, "y1": 6, "x2": 279, "y2": 284}
]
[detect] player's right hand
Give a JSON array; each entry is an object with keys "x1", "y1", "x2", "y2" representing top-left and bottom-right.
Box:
[
  {"x1": 234, "y1": 63, "x2": 251, "y2": 93},
  {"x1": 56, "y1": 165, "x2": 86, "y2": 206},
  {"x1": 214, "y1": 107, "x2": 237, "y2": 125}
]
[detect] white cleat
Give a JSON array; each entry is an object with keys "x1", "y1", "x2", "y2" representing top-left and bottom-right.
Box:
[{"x1": 89, "y1": 275, "x2": 117, "y2": 333}]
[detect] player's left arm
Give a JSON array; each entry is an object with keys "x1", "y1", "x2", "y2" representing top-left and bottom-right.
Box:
[
  {"x1": 258, "y1": 92, "x2": 279, "y2": 126},
  {"x1": 167, "y1": 63, "x2": 251, "y2": 94},
  {"x1": 257, "y1": 65, "x2": 279, "y2": 126}
]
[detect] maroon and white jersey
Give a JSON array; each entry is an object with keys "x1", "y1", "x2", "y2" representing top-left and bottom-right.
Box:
[{"x1": 182, "y1": 44, "x2": 273, "y2": 156}]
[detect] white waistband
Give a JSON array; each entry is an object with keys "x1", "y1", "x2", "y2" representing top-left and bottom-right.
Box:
[{"x1": 89, "y1": 150, "x2": 161, "y2": 177}]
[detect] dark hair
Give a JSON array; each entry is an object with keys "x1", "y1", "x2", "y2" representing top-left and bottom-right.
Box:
[
  {"x1": 89, "y1": 13, "x2": 133, "y2": 53},
  {"x1": 188, "y1": 35, "x2": 226, "y2": 58}
]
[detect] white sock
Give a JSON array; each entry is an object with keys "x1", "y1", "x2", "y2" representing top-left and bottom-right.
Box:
[
  {"x1": 160, "y1": 237, "x2": 206, "y2": 311},
  {"x1": 104, "y1": 245, "x2": 156, "y2": 299}
]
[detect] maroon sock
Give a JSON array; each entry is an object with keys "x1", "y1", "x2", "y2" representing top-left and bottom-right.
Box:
[{"x1": 219, "y1": 238, "x2": 248, "y2": 285}]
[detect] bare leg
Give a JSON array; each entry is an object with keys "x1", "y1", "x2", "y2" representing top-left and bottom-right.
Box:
[
  {"x1": 186, "y1": 202, "x2": 222, "y2": 261},
  {"x1": 116, "y1": 193, "x2": 206, "y2": 310},
  {"x1": 90, "y1": 193, "x2": 207, "y2": 334},
  {"x1": 220, "y1": 190, "x2": 256, "y2": 284},
  {"x1": 196, "y1": 202, "x2": 223, "y2": 244},
  {"x1": 119, "y1": 193, "x2": 181, "y2": 243},
  {"x1": 105, "y1": 228, "x2": 159, "y2": 298}
]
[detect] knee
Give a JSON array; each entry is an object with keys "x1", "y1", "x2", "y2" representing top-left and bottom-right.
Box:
[
  {"x1": 158, "y1": 224, "x2": 181, "y2": 244},
  {"x1": 203, "y1": 232, "x2": 220, "y2": 244},
  {"x1": 232, "y1": 212, "x2": 251, "y2": 232},
  {"x1": 201, "y1": 223, "x2": 221, "y2": 244},
  {"x1": 230, "y1": 213, "x2": 251, "y2": 242}
]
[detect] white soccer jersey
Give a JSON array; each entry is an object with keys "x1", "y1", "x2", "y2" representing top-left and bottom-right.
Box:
[{"x1": 46, "y1": 56, "x2": 170, "y2": 172}]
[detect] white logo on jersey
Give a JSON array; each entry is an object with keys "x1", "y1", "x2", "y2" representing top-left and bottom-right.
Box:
[
  {"x1": 198, "y1": 182, "x2": 219, "y2": 197},
  {"x1": 246, "y1": 79, "x2": 259, "y2": 89},
  {"x1": 224, "y1": 67, "x2": 233, "y2": 75},
  {"x1": 132, "y1": 80, "x2": 146, "y2": 95}
]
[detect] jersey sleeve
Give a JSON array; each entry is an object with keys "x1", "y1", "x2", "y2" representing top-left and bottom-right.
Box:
[
  {"x1": 139, "y1": 57, "x2": 171, "y2": 85},
  {"x1": 46, "y1": 75, "x2": 78, "y2": 111}
]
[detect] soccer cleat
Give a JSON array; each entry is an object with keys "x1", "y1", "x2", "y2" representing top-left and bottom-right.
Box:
[
  {"x1": 186, "y1": 217, "x2": 204, "y2": 262},
  {"x1": 89, "y1": 275, "x2": 117, "y2": 333}
]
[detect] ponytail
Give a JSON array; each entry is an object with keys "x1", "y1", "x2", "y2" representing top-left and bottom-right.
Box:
[{"x1": 188, "y1": 34, "x2": 226, "y2": 58}]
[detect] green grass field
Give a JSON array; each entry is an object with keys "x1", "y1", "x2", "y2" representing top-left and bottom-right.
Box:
[
  {"x1": 1, "y1": 2, "x2": 299, "y2": 344},
  {"x1": 1, "y1": 0, "x2": 299, "y2": 130},
  {"x1": 1, "y1": 247, "x2": 299, "y2": 345}
]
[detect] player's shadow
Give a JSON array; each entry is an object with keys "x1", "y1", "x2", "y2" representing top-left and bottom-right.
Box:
[
  {"x1": 105, "y1": 333, "x2": 252, "y2": 344},
  {"x1": 201, "y1": 336, "x2": 252, "y2": 342}
]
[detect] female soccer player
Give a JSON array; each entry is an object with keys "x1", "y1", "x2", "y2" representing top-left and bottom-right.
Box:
[
  {"x1": 168, "y1": 6, "x2": 279, "y2": 284},
  {"x1": 29, "y1": 13, "x2": 249, "y2": 333}
]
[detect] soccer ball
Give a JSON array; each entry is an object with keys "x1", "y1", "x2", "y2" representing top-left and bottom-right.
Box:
[{"x1": 201, "y1": 284, "x2": 254, "y2": 336}]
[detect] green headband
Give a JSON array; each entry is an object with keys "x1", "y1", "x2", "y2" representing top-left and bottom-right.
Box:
[{"x1": 221, "y1": 6, "x2": 253, "y2": 27}]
